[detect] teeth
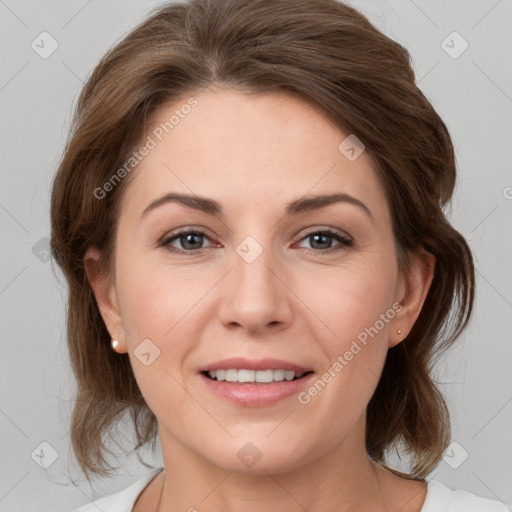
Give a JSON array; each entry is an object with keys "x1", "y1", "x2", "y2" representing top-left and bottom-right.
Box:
[
  {"x1": 255, "y1": 370, "x2": 273, "y2": 383},
  {"x1": 284, "y1": 370, "x2": 295, "y2": 381},
  {"x1": 206, "y1": 369, "x2": 306, "y2": 383},
  {"x1": 273, "y1": 369, "x2": 285, "y2": 381},
  {"x1": 238, "y1": 369, "x2": 255, "y2": 382},
  {"x1": 225, "y1": 369, "x2": 238, "y2": 382}
]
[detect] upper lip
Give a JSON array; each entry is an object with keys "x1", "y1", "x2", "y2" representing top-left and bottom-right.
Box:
[{"x1": 199, "y1": 357, "x2": 313, "y2": 373}]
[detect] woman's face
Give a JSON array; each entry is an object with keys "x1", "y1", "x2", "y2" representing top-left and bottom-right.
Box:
[{"x1": 87, "y1": 88, "x2": 430, "y2": 474}]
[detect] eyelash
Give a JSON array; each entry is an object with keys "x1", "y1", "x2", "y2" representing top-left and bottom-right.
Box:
[{"x1": 159, "y1": 227, "x2": 353, "y2": 256}]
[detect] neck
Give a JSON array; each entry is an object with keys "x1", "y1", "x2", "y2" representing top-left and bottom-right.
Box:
[{"x1": 155, "y1": 419, "x2": 409, "y2": 512}]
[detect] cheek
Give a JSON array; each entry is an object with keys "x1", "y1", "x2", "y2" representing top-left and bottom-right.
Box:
[
  {"x1": 301, "y1": 251, "x2": 398, "y2": 348},
  {"x1": 294, "y1": 251, "x2": 397, "y2": 408},
  {"x1": 116, "y1": 235, "x2": 398, "y2": 371},
  {"x1": 116, "y1": 263, "x2": 202, "y2": 421},
  {"x1": 115, "y1": 250, "x2": 204, "y2": 340}
]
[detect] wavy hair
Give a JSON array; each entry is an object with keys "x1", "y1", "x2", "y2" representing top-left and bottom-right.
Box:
[{"x1": 50, "y1": 0, "x2": 475, "y2": 482}]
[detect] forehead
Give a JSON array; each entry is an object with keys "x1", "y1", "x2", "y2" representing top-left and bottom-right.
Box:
[{"x1": 120, "y1": 88, "x2": 389, "y2": 222}]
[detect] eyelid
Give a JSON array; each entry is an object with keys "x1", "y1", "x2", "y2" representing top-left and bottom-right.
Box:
[
  {"x1": 159, "y1": 227, "x2": 216, "y2": 251},
  {"x1": 159, "y1": 225, "x2": 353, "y2": 254},
  {"x1": 158, "y1": 225, "x2": 215, "y2": 244},
  {"x1": 294, "y1": 225, "x2": 352, "y2": 242},
  {"x1": 293, "y1": 227, "x2": 353, "y2": 255}
]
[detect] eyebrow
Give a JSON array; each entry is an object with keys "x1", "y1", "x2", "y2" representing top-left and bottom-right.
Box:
[{"x1": 141, "y1": 191, "x2": 374, "y2": 221}]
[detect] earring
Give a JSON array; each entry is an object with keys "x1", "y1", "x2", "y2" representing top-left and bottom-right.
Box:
[
  {"x1": 111, "y1": 339, "x2": 119, "y2": 351},
  {"x1": 397, "y1": 329, "x2": 402, "y2": 335}
]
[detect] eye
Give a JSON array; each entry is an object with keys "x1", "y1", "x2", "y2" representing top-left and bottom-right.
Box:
[
  {"x1": 160, "y1": 229, "x2": 215, "y2": 253},
  {"x1": 295, "y1": 228, "x2": 353, "y2": 255},
  {"x1": 160, "y1": 227, "x2": 353, "y2": 255}
]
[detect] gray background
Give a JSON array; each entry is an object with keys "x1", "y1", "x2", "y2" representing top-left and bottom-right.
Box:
[{"x1": 1, "y1": 0, "x2": 511, "y2": 510}]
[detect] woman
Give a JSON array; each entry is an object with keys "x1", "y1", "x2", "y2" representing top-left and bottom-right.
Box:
[{"x1": 50, "y1": 0, "x2": 510, "y2": 510}]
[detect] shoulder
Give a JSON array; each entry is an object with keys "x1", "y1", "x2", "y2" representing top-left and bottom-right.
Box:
[
  {"x1": 423, "y1": 480, "x2": 511, "y2": 512},
  {"x1": 71, "y1": 467, "x2": 164, "y2": 512}
]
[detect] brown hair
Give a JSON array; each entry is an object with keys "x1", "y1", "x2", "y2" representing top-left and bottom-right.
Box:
[{"x1": 50, "y1": 0, "x2": 475, "y2": 482}]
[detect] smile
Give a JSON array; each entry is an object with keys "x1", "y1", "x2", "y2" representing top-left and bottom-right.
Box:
[
  {"x1": 204, "y1": 369, "x2": 310, "y2": 383},
  {"x1": 200, "y1": 365, "x2": 315, "y2": 405}
]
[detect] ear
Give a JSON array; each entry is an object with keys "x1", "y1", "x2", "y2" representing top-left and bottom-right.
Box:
[
  {"x1": 389, "y1": 248, "x2": 435, "y2": 348},
  {"x1": 83, "y1": 246, "x2": 127, "y2": 353}
]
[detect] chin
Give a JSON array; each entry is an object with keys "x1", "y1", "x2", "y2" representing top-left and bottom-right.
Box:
[{"x1": 197, "y1": 435, "x2": 320, "y2": 476}]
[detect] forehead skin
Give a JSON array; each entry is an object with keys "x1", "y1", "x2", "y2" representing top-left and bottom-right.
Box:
[{"x1": 117, "y1": 87, "x2": 393, "y2": 256}]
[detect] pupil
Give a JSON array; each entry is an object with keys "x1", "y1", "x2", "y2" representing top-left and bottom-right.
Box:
[
  {"x1": 182, "y1": 234, "x2": 202, "y2": 250},
  {"x1": 311, "y1": 233, "x2": 331, "y2": 249}
]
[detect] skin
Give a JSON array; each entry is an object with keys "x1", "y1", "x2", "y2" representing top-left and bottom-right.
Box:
[{"x1": 85, "y1": 87, "x2": 435, "y2": 511}]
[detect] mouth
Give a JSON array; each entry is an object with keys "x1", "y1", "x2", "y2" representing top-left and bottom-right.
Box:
[
  {"x1": 198, "y1": 366, "x2": 315, "y2": 408},
  {"x1": 202, "y1": 369, "x2": 313, "y2": 383},
  {"x1": 198, "y1": 358, "x2": 315, "y2": 406}
]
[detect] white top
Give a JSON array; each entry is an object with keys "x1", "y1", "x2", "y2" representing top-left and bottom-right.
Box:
[{"x1": 72, "y1": 467, "x2": 511, "y2": 512}]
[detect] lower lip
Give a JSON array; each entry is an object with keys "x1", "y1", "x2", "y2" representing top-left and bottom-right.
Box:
[{"x1": 200, "y1": 372, "x2": 315, "y2": 406}]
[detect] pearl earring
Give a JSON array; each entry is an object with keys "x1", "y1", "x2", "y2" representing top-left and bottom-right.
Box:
[
  {"x1": 111, "y1": 339, "x2": 119, "y2": 350},
  {"x1": 397, "y1": 329, "x2": 402, "y2": 335}
]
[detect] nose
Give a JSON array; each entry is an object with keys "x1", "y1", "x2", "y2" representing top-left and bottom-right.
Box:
[{"x1": 217, "y1": 245, "x2": 294, "y2": 336}]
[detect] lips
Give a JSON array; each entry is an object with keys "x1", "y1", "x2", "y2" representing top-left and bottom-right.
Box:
[
  {"x1": 199, "y1": 357, "x2": 312, "y2": 373},
  {"x1": 198, "y1": 357, "x2": 315, "y2": 406},
  {"x1": 200, "y1": 372, "x2": 315, "y2": 406}
]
